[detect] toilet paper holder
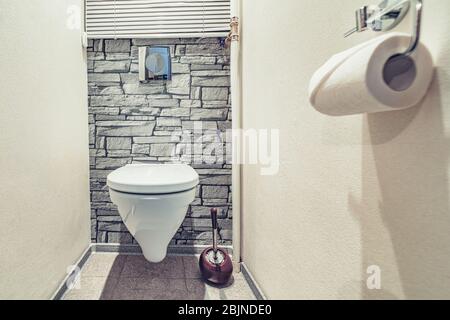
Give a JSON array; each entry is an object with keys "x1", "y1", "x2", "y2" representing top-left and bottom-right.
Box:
[{"x1": 344, "y1": 0, "x2": 422, "y2": 57}]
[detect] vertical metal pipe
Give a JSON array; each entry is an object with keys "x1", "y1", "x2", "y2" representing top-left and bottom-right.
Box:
[{"x1": 230, "y1": 0, "x2": 241, "y2": 272}]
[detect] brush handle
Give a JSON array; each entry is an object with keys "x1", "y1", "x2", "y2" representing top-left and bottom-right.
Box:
[
  {"x1": 211, "y1": 208, "x2": 218, "y2": 254},
  {"x1": 210, "y1": 208, "x2": 218, "y2": 229}
]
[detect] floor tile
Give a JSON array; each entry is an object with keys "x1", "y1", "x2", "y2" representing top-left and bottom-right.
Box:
[
  {"x1": 116, "y1": 277, "x2": 186, "y2": 291},
  {"x1": 186, "y1": 276, "x2": 257, "y2": 300},
  {"x1": 63, "y1": 276, "x2": 118, "y2": 300},
  {"x1": 182, "y1": 255, "x2": 202, "y2": 279},
  {"x1": 141, "y1": 289, "x2": 188, "y2": 300},
  {"x1": 64, "y1": 290, "x2": 104, "y2": 300},
  {"x1": 81, "y1": 253, "x2": 126, "y2": 278},
  {"x1": 111, "y1": 288, "x2": 188, "y2": 301},
  {"x1": 111, "y1": 289, "x2": 144, "y2": 300},
  {"x1": 62, "y1": 253, "x2": 256, "y2": 301},
  {"x1": 120, "y1": 255, "x2": 184, "y2": 279}
]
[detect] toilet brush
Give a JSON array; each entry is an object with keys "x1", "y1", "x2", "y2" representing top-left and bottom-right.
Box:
[{"x1": 199, "y1": 208, "x2": 233, "y2": 285}]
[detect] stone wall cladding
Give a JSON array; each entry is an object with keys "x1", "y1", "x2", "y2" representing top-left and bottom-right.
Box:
[{"x1": 87, "y1": 38, "x2": 232, "y2": 246}]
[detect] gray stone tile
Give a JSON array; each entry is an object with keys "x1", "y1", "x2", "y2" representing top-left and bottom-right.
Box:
[
  {"x1": 191, "y1": 76, "x2": 230, "y2": 87},
  {"x1": 94, "y1": 60, "x2": 131, "y2": 73},
  {"x1": 167, "y1": 74, "x2": 191, "y2": 95},
  {"x1": 88, "y1": 73, "x2": 121, "y2": 84},
  {"x1": 106, "y1": 137, "x2": 132, "y2": 150},
  {"x1": 202, "y1": 87, "x2": 229, "y2": 101},
  {"x1": 105, "y1": 39, "x2": 131, "y2": 53}
]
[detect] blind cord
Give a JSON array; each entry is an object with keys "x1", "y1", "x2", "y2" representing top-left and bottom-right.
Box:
[
  {"x1": 202, "y1": 0, "x2": 206, "y2": 38},
  {"x1": 113, "y1": 0, "x2": 117, "y2": 39}
]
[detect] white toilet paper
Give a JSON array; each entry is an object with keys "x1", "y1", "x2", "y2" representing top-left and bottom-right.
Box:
[{"x1": 309, "y1": 33, "x2": 434, "y2": 116}]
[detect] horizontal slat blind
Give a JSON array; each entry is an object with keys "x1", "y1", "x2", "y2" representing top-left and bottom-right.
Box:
[{"x1": 86, "y1": 0, "x2": 231, "y2": 39}]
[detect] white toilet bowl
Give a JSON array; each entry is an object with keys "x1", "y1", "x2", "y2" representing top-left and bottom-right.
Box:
[{"x1": 107, "y1": 164, "x2": 199, "y2": 263}]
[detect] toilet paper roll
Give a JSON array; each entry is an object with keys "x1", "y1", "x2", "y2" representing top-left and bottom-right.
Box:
[{"x1": 309, "y1": 33, "x2": 434, "y2": 116}]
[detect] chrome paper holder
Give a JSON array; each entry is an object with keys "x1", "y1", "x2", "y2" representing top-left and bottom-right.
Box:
[{"x1": 344, "y1": 0, "x2": 423, "y2": 56}]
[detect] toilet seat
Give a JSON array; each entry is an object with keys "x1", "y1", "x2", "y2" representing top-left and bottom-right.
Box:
[{"x1": 107, "y1": 164, "x2": 199, "y2": 195}]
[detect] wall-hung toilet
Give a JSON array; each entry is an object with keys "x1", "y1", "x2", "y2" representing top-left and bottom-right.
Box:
[{"x1": 107, "y1": 164, "x2": 199, "y2": 263}]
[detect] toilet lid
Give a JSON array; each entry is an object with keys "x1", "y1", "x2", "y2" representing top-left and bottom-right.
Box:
[{"x1": 107, "y1": 164, "x2": 199, "y2": 194}]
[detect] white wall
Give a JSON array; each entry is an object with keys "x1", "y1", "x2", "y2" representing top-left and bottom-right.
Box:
[
  {"x1": 0, "y1": 0, "x2": 90, "y2": 299},
  {"x1": 241, "y1": 0, "x2": 450, "y2": 299}
]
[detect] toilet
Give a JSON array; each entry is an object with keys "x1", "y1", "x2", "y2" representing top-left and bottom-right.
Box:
[{"x1": 107, "y1": 164, "x2": 199, "y2": 263}]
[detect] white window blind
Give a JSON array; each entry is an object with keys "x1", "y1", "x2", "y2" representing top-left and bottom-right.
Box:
[{"x1": 85, "y1": 0, "x2": 231, "y2": 39}]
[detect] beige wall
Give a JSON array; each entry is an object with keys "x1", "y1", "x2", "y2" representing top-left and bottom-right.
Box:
[
  {"x1": 0, "y1": 0, "x2": 90, "y2": 299},
  {"x1": 241, "y1": 0, "x2": 450, "y2": 299}
]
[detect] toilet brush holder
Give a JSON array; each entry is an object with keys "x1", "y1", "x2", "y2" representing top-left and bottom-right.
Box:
[{"x1": 199, "y1": 208, "x2": 233, "y2": 285}]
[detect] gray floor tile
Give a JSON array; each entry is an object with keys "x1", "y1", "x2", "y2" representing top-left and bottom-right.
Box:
[
  {"x1": 81, "y1": 253, "x2": 126, "y2": 278},
  {"x1": 120, "y1": 255, "x2": 184, "y2": 279},
  {"x1": 62, "y1": 253, "x2": 256, "y2": 301},
  {"x1": 141, "y1": 289, "x2": 189, "y2": 300},
  {"x1": 186, "y1": 276, "x2": 257, "y2": 300},
  {"x1": 182, "y1": 255, "x2": 202, "y2": 279},
  {"x1": 116, "y1": 277, "x2": 186, "y2": 291},
  {"x1": 111, "y1": 289, "x2": 144, "y2": 300},
  {"x1": 64, "y1": 290, "x2": 105, "y2": 300},
  {"x1": 63, "y1": 276, "x2": 118, "y2": 300},
  {"x1": 63, "y1": 279, "x2": 111, "y2": 300}
]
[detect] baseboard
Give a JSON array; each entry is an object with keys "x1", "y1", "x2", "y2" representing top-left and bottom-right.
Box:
[
  {"x1": 51, "y1": 246, "x2": 92, "y2": 300},
  {"x1": 92, "y1": 243, "x2": 233, "y2": 256},
  {"x1": 241, "y1": 262, "x2": 267, "y2": 300}
]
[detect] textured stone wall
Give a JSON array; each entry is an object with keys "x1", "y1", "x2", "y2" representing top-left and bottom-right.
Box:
[{"x1": 87, "y1": 38, "x2": 232, "y2": 246}]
